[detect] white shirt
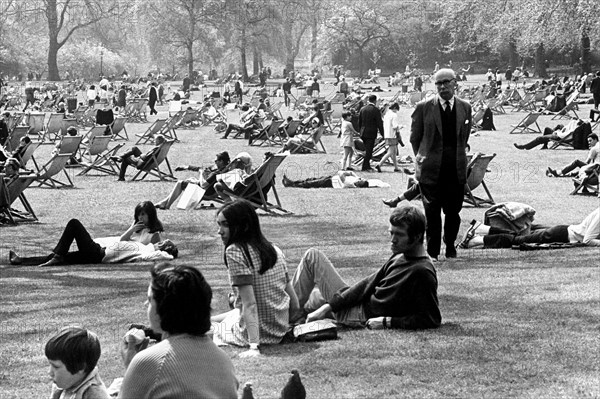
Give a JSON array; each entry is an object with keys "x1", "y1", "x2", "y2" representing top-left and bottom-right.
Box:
[
  {"x1": 383, "y1": 110, "x2": 400, "y2": 139},
  {"x1": 567, "y1": 208, "x2": 600, "y2": 246},
  {"x1": 437, "y1": 95, "x2": 455, "y2": 112},
  {"x1": 102, "y1": 241, "x2": 174, "y2": 263}
]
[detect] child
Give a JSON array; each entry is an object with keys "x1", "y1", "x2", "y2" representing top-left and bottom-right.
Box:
[
  {"x1": 45, "y1": 326, "x2": 110, "y2": 399},
  {"x1": 339, "y1": 111, "x2": 357, "y2": 170}
]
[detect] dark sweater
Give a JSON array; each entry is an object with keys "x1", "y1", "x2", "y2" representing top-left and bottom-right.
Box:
[{"x1": 328, "y1": 253, "x2": 441, "y2": 330}]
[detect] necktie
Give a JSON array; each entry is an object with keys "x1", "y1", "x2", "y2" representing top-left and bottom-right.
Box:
[{"x1": 444, "y1": 101, "x2": 452, "y2": 116}]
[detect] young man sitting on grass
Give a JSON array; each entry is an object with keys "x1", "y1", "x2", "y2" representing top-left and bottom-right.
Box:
[{"x1": 291, "y1": 203, "x2": 441, "y2": 330}]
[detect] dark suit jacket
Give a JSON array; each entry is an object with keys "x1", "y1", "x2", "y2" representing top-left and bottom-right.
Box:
[
  {"x1": 410, "y1": 96, "x2": 472, "y2": 185},
  {"x1": 358, "y1": 103, "x2": 384, "y2": 139},
  {"x1": 590, "y1": 77, "x2": 600, "y2": 94}
]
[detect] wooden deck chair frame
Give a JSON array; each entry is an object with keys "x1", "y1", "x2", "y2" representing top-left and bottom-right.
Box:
[
  {"x1": 77, "y1": 137, "x2": 124, "y2": 176},
  {"x1": 551, "y1": 91, "x2": 580, "y2": 120},
  {"x1": 136, "y1": 118, "x2": 167, "y2": 145},
  {"x1": 130, "y1": 140, "x2": 177, "y2": 182},
  {"x1": 463, "y1": 153, "x2": 496, "y2": 207},
  {"x1": 157, "y1": 115, "x2": 180, "y2": 142},
  {"x1": 220, "y1": 153, "x2": 291, "y2": 215},
  {"x1": 509, "y1": 112, "x2": 542, "y2": 134},
  {"x1": 110, "y1": 116, "x2": 129, "y2": 141},
  {"x1": 41, "y1": 113, "x2": 65, "y2": 142},
  {"x1": 511, "y1": 92, "x2": 536, "y2": 112},
  {"x1": 15, "y1": 141, "x2": 40, "y2": 171},
  {"x1": 6, "y1": 126, "x2": 30, "y2": 152},
  {"x1": 26, "y1": 113, "x2": 45, "y2": 136},
  {"x1": 570, "y1": 164, "x2": 599, "y2": 195},
  {"x1": 35, "y1": 153, "x2": 75, "y2": 188},
  {"x1": 0, "y1": 174, "x2": 39, "y2": 224},
  {"x1": 250, "y1": 120, "x2": 283, "y2": 147},
  {"x1": 291, "y1": 126, "x2": 327, "y2": 154}
]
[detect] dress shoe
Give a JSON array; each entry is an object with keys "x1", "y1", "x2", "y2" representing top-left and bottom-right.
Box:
[
  {"x1": 345, "y1": 167, "x2": 354, "y2": 171},
  {"x1": 382, "y1": 198, "x2": 399, "y2": 208},
  {"x1": 9, "y1": 250, "x2": 22, "y2": 265},
  {"x1": 513, "y1": 143, "x2": 524, "y2": 150},
  {"x1": 39, "y1": 255, "x2": 65, "y2": 267},
  {"x1": 375, "y1": 164, "x2": 382, "y2": 173},
  {"x1": 402, "y1": 167, "x2": 414, "y2": 175},
  {"x1": 117, "y1": 178, "x2": 125, "y2": 181},
  {"x1": 362, "y1": 168, "x2": 374, "y2": 172},
  {"x1": 546, "y1": 167, "x2": 559, "y2": 177},
  {"x1": 445, "y1": 246, "x2": 457, "y2": 258}
]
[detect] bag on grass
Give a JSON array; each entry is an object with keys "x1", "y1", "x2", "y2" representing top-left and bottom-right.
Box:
[
  {"x1": 176, "y1": 184, "x2": 205, "y2": 210},
  {"x1": 293, "y1": 320, "x2": 337, "y2": 342}
]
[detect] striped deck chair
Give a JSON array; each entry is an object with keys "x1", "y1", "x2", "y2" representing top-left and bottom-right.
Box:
[
  {"x1": 135, "y1": 118, "x2": 167, "y2": 145},
  {"x1": 509, "y1": 112, "x2": 542, "y2": 134}
]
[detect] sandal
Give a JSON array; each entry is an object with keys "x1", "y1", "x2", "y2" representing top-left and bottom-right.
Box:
[{"x1": 457, "y1": 220, "x2": 481, "y2": 249}]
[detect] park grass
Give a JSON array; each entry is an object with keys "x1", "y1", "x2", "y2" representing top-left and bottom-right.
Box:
[{"x1": 1, "y1": 76, "x2": 599, "y2": 398}]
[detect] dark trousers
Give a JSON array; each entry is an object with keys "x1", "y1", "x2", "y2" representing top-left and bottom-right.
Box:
[
  {"x1": 521, "y1": 135, "x2": 553, "y2": 150},
  {"x1": 288, "y1": 176, "x2": 333, "y2": 188},
  {"x1": 361, "y1": 137, "x2": 376, "y2": 170},
  {"x1": 284, "y1": 92, "x2": 290, "y2": 107},
  {"x1": 561, "y1": 159, "x2": 586, "y2": 175},
  {"x1": 18, "y1": 219, "x2": 105, "y2": 265},
  {"x1": 148, "y1": 99, "x2": 157, "y2": 115},
  {"x1": 420, "y1": 181, "x2": 464, "y2": 257},
  {"x1": 593, "y1": 92, "x2": 600, "y2": 109},
  {"x1": 118, "y1": 147, "x2": 143, "y2": 179},
  {"x1": 483, "y1": 225, "x2": 569, "y2": 248}
]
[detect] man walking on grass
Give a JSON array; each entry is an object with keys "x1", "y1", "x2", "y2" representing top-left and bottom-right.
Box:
[{"x1": 292, "y1": 203, "x2": 441, "y2": 330}]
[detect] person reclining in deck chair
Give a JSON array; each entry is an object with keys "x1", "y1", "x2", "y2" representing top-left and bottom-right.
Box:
[
  {"x1": 201, "y1": 101, "x2": 218, "y2": 125},
  {"x1": 547, "y1": 133, "x2": 599, "y2": 178},
  {"x1": 281, "y1": 118, "x2": 321, "y2": 153},
  {"x1": 0, "y1": 136, "x2": 31, "y2": 168},
  {"x1": 457, "y1": 207, "x2": 600, "y2": 249},
  {"x1": 220, "y1": 104, "x2": 259, "y2": 139},
  {"x1": 513, "y1": 119, "x2": 582, "y2": 150},
  {"x1": 155, "y1": 151, "x2": 231, "y2": 210},
  {"x1": 113, "y1": 134, "x2": 166, "y2": 181},
  {"x1": 282, "y1": 170, "x2": 370, "y2": 188},
  {"x1": 214, "y1": 152, "x2": 276, "y2": 203}
]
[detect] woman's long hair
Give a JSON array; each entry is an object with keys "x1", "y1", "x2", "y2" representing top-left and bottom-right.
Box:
[
  {"x1": 135, "y1": 201, "x2": 164, "y2": 233},
  {"x1": 218, "y1": 200, "x2": 277, "y2": 274}
]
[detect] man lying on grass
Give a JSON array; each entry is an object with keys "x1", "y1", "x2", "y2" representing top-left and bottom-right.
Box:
[{"x1": 292, "y1": 202, "x2": 441, "y2": 330}]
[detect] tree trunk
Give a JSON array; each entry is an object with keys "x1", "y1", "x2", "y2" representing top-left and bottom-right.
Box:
[
  {"x1": 240, "y1": 30, "x2": 248, "y2": 80},
  {"x1": 310, "y1": 18, "x2": 318, "y2": 63},
  {"x1": 47, "y1": 39, "x2": 60, "y2": 81},
  {"x1": 357, "y1": 47, "x2": 364, "y2": 78},
  {"x1": 252, "y1": 47, "x2": 259, "y2": 75},
  {"x1": 534, "y1": 43, "x2": 547, "y2": 78},
  {"x1": 285, "y1": 55, "x2": 295, "y2": 75},
  {"x1": 508, "y1": 38, "x2": 518, "y2": 70},
  {"x1": 187, "y1": 43, "x2": 194, "y2": 78},
  {"x1": 581, "y1": 28, "x2": 591, "y2": 75},
  {"x1": 46, "y1": 0, "x2": 60, "y2": 81}
]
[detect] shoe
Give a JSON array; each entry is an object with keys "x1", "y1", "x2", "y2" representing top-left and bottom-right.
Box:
[
  {"x1": 546, "y1": 167, "x2": 559, "y2": 177},
  {"x1": 457, "y1": 220, "x2": 481, "y2": 249},
  {"x1": 39, "y1": 255, "x2": 64, "y2": 267},
  {"x1": 513, "y1": 143, "x2": 524, "y2": 150},
  {"x1": 9, "y1": 250, "x2": 22, "y2": 265},
  {"x1": 382, "y1": 198, "x2": 398, "y2": 208},
  {"x1": 282, "y1": 175, "x2": 291, "y2": 187},
  {"x1": 362, "y1": 168, "x2": 374, "y2": 172},
  {"x1": 220, "y1": 136, "x2": 227, "y2": 139},
  {"x1": 345, "y1": 167, "x2": 354, "y2": 171},
  {"x1": 375, "y1": 164, "x2": 382, "y2": 173},
  {"x1": 393, "y1": 168, "x2": 401, "y2": 172},
  {"x1": 117, "y1": 178, "x2": 125, "y2": 181},
  {"x1": 445, "y1": 246, "x2": 457, "y2": 258},
  {"x1": 402, "y1": 167, "x2": 414, "y2": 175},
  {"x1": 155, "y1": 203, "x2": 167, "y2": 210}
]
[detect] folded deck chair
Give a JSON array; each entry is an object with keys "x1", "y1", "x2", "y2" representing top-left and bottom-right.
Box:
[
  {"x1": 464, "y1": 153, "x2": 496, "y2": 207},
  {"x1": 110, "y1": 116, "x2": 129, "y2": 141},
  {"x1": 509, "y1": 112, "x2": 542, "y2": 134},
  {"x1": 35, "y1": 153, "x2": 75, "y2": 188},
  {"x1": 41, "y1": 113, "x2": 65, "y2": 142},
  {"x1": 0, "y1": 174, "x2": 39, "y2": 224},
  {"x1": 551, "y1": 91, "x2": 579, "y2": 120},
  {"x1": 5, "y1": 126, "x2": 30, "y2": 152},
  {"x1": 290, "y1": 126, "x2": 327, "y2": 154},
  {"x1": 77, "y1": 136, "x2": 124, "y2": 176},
  {"x1": 250, "y1": 120, "x2": 284, "y2": 147},
  {"x1": 571, "y1": 164, "x2": 599, "y2": 195},
  {"x1": 135, "y1": 118, "x2": 167, "y2": 145},
  {"x1": 130, "y1": 139, "x2": 177, "y2": 181},
  {"x1": 219, "y1": 153, "x2": 291, "y2": 215}
]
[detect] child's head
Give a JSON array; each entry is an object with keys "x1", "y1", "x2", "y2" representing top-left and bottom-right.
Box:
[
  {"x1": 134, "y1": 201, "x2": 163, "y2": 232},
  {"x1": 66, "y1": 126, "x2": 78, "y2": 136},
  {"x1": 45, "y1": 327, "x2": 101, "y2": 389},
  {"x1": 342, "y1": 111, "x2": 352, "y2": 121}
]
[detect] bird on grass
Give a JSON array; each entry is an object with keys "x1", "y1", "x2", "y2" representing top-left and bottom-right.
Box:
[{"x1": 281, "y1": 369, "x2": 306, "y2": 399}]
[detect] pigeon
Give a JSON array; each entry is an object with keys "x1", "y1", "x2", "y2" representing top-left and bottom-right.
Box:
[
  {"x1": 281, "y1": 369, "x2": 306, "y2": 399},
  {"x1": 241, "y1": 381, "x2": 254, "y2": 399}
]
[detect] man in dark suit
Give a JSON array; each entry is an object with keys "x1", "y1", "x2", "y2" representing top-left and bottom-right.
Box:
[
  {"x1": 148, "y1": 82, "x2": 158, "y2": 115},
  {"x1": 410, "y1": 69, "x2": 471, "y2": 260},
  {"x1": 358, "y1": 94, "x2": 384, "y2": 171},
  {"x1": 115, "y1": 134, "x2": 166, "y2": 181},
  {"x1": 590, "y1": 71, "x2": 600, "y2": 110}
]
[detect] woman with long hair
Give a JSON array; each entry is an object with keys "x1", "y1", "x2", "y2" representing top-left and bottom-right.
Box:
[{"x1": 211, "y1": 200, "x2": 301, "y2": 357}]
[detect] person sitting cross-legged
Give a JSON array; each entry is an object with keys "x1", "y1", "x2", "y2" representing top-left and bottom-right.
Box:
[
  {"x1": 547, "y1": 133, "x2": 599, "y2": 178},
  {"x1": 292, "y1": 203, "x2": 441, "y2": 330},
  {"x1": 113, "y1": 134, "x2": 166, "y2": 181}
]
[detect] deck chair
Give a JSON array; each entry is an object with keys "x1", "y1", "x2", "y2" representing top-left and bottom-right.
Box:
[
  {"x1": 511, "y1": 92, "x2": 536, "y2": 112},
  {"x1": 5, "y1": 126, "x2": 30, "y2": 152},
  {"x1": 289, "y1": 126, "x2": 327, "y2": 154},
  {"x1": 15, "y1": 141, "x2": 40, "y2": 171},
  {"x1": 0, "y1": 174, "x2": 39, "y2": 224},
  {"x1": 41, "y1": 113, "x2": 65, "y2": 142},
  {"x1": 168, "y1": 100, "x2": 182, "y2": 117},
  {"x1": 219, "y1": 153, "x2": 291, "y2": 215},
  {"x1": 549, "y1": 121, "x2": 591, "y2": 150},
  {"x1": 6, "y1": 112, "x2": 24, "y2": 132},
  {"x1": 284, "y1": 119, "x2": 302, "y2": 138},
  {"x1": 571, "y1": 164, "x2": 599, "y2": 195},
  {"x1": 60, "y1": 118, "x2": 78, "y2": 137},
  {"x1": 77, "y1": 136, "x2": 124, "y2": 176},
  {"x1": 471, "y1": 108, "x2": 485, "y2": 131},
  {"x1": 35, "y1": 153, "x2": 75, "y2": 188},
  {"x1": 265, "y1": 102, "x2": 284, "y2": 120},
  {"x1": 250, "y1": 120, "x2": 283, "y2": 147},
  {"x1": 509, "y1": 112, "x2": 542, "y2": 134},
  {"x1": 464, "y1": 153, "x2": 496, "y2": 207},
  {"x1": 130, "y1": 139, "x2": 176, "y2": 181},
  {"x1": 157, "y1": 115, "x2": 180, "y2": 142},
  {"x1": 135, "y1": 119, "x2": 167, "y2": 145},
  {"x1": 551, "y1": 91, "x2": 579, "y2": 120},
  {"x1": 110, "y1": 116, "x2": 129, "y2": 141},
  {"x1": 26, "y1": 113, "x2": 45, "y2": 136}
]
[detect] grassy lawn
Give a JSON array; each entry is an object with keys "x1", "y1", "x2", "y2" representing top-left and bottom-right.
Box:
[{"x1": 1, "y1": 76, "x2": 599, "y2": 398}]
